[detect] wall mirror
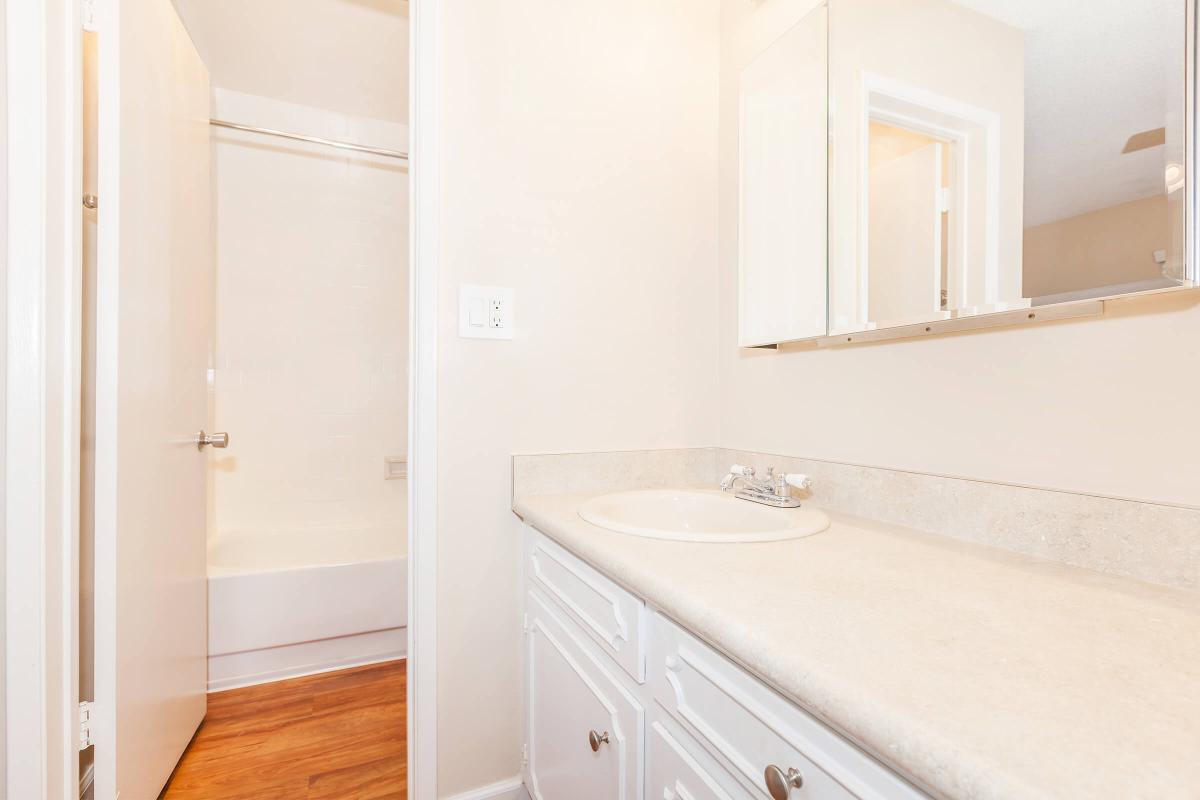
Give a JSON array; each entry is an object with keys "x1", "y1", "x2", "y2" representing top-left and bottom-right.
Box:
[
  {"x1": 827, "y1": 0, "x2": 1196, "y2": 336},
  {"x1": 737, "y1": 0, "x2": 1199, "y2": 346}
]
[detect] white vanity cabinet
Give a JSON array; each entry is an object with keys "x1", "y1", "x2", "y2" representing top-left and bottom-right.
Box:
[
  {"x1": 524, "y1": 589, "x2": 643, "y2": 800},
  {"x1": 522, "y1": 526, "x2": 929, "y2": 800}
]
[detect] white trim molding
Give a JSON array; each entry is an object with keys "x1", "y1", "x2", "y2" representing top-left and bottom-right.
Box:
[
  {"x1": 408, "y1": 0, "x2": 439, "y2": 797},
  {"x1": 207, "y1": 630, "x2": 407, "y2": 693},
  {"x1": 4, "y1": 0, "x2": 83, "y2": 796},
  {"x1": 443, "y1": 776, "x2": 529, "y2": 800}
]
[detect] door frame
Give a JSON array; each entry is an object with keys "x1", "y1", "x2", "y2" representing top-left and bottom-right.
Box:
[
  {"x1": 5, "y1": 0, "x2": 439, "y2": 797},
  {"x1": 3, "y1": 0, "x2": 83, "y2": 797},
  {"x1": 408, "y1": 0, "x2": 439, "y2": 798},
  {"x1": 856, "y1": 74, "x2": 1002, "y2": 323}
]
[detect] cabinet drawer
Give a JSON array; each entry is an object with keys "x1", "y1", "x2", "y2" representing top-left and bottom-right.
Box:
[
  {"x1": 525, "y1": 588, "x2": 643, "y2": 800},
  {"x1": 649, "y1": 613, "x2": 927, "y2": 800},
  {"x1": 525, "y1": 526, "x2": 646, "y2": 682},
  {"x1": 649, "y1": 713, "x2": 754, "y2": 800}
]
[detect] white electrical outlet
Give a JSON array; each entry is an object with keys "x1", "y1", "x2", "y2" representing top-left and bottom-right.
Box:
[{"x1": 459, "y1": 284, "x2": 515, "y2": 340}]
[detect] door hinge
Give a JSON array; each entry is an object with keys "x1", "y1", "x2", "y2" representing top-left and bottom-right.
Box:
[
  {"x1": 81, "y1": 0, "x2": 97, "y2": 31},
  {"x1": 521, "y1": 743, "x2": 529, "y2": 769},
  {"x1": 78, "y1": 701, "x2": 95, "y2": 751},
  {"x1": 522, "y1": 613, "x2": 530, "y2": 634}
]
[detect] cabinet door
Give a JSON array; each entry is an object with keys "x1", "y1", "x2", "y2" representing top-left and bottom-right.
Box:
[
  {"x1": 525, "y1": 527, "x2": 646, "y2": 682},
  {"x1": 648, "y1": 717, "x2": 752, "y2": 800},
  {"x1": 738, "y1": 4, "x2": 829, "y2": 345},
  {"x1": 525, "y1": 590, "x2": 642, "y2": 800}
]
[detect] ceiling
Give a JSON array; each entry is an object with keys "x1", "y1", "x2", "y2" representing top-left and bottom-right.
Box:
[
  {"x1": 951, "y1": 0, "x2": 1182, "y2": 226},
  {"x1": 172, "y1": 0, "x2": 409, "y2": 124}
]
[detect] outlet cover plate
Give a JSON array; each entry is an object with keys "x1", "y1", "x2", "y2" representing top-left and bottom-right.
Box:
[{"x1": 459, "y1": 284, "x2": 515, "y2": 340}]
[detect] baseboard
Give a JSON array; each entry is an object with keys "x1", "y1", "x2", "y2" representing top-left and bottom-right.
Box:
[
  {"x1": 442, "y1": 776, "x2": 528, "y2": 800},
  {"x1": 79, "y1": 762, "x2": 95, "y2": 800},
  {"x1": 208, "y1": 626, "x2": 406, "y2": 692}
]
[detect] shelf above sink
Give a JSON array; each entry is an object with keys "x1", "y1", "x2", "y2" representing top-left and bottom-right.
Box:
[{"x1": 577, "y1": 489, "x2": 829, "y2": 543}]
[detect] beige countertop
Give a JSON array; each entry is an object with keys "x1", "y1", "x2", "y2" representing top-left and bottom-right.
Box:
[{"x1": 513, "y1": 491, "x2": 1200, "y2": 800}]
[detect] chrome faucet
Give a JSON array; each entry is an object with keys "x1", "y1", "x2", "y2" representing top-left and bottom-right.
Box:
[{"x1": 720, "y1": 464, "x2": 811, "y2": 508}]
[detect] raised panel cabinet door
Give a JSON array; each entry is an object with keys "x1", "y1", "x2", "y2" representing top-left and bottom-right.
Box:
[
  {"x1": 525, "y1": 590, "x2": 641, "y2": 800},
  {"x1": 648, "y1": 717, "x2": 751, "y2": 800}
]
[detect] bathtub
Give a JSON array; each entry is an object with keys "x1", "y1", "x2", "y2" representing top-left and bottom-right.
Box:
[{"x1": 207, "y1": 526, "x2": 407, "y2": 691}]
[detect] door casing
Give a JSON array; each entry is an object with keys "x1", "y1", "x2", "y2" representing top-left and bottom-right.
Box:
[{"x1": 3, "y1": 0, "x2": 84, "y2": 796}]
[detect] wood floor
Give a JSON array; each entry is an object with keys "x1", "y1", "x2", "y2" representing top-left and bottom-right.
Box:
[{"x1": 161, "y1": 660, "x2": 406, "y2": 800}]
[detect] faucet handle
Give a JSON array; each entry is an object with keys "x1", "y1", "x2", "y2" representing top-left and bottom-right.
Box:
[
  {"x1": 783, "y1": 473, "x2": 812, "y2": 491},
  {"x1": 720, "y1": 464, "x2": 755, "y2": 492}
]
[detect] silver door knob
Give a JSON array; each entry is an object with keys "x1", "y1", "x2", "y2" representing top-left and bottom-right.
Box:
[
  {"x1": 764, "y1": 765, "x2": 803, "y2": 799},
  {"x1": 195, "y1": 430, "x2": 230, "y2": 450},
  {"x1": 588, "y1": 730, "x2": 609, "y2": 752}
]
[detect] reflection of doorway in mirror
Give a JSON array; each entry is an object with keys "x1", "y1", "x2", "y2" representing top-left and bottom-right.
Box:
[
  {"x1": 855, "y1": 77, "x2": 1010, "y2": 329},
  {"x1": 867, "y1": 121, "x2": 952, "y2": 324},
  {"x1": 828, "y1": 0, "x2": 1031, "y2": 336}
]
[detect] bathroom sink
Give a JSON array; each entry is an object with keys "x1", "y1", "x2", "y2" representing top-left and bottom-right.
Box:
[{"x1": 577, "y1": 490, "x2": 829, "y2": 542}]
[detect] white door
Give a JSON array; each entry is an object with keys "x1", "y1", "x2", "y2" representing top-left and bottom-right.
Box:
[
  {"x1": 92, "y1": 0, "x2": 213, "y2": 796},
  {"x1": 525, "y1": 591, "x2": 640, "y2": 800},
  {"x1": 867, "y1": 142, "x2": 944, "y2": 325}
]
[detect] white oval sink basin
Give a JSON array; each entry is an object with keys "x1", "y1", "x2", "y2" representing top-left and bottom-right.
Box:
[{"x1": 578, "y1": 490, "x2": 829, "y2": 543}]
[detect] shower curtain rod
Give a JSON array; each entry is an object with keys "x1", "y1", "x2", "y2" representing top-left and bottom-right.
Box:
[{"x1": 209, "y1": 118, "x2": 409, "y2": 161}]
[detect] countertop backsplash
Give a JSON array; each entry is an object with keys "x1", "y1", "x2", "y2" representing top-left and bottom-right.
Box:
[{"x1": 513, "y1": 447, "x2": 1200, "y2": 591}]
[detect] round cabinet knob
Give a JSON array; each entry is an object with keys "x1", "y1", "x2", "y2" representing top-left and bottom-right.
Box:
[
  {"x1": 764, "y1": 765, "x2": 803, "y2": 800},
  {"x1": 588, "y1": 730, "x2": 610, "y2": 752}
]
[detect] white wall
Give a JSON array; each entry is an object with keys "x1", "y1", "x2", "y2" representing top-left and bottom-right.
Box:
[
  {"x1": 210, "y1": 90, "x2": 408, "y2": 537},
  {"x1": 718, "y1": 2, "x2": 1200, "y2": 510},
  {"x1": 1023, "y1": 195, "x2": 1171, "y2": 297},
  {"x1": 173, "y1": 0, "x2": 409, "y2": 124},
  {"x1": 719, "y1": 288, "x2": 1200, "y2": 509},
  {"x1": 435, "y1": 0, "x2": 722, "y2": 792}
]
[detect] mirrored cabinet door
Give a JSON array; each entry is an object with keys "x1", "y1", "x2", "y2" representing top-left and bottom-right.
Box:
[
  {"x1": 827, "y1": 0, "x2": 1193, "y2": 335},
  {"x1": 737, "y1": 3, "x2": 828, "y2": 347}
]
